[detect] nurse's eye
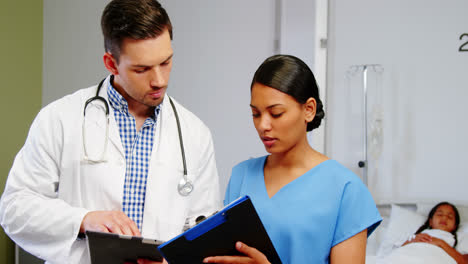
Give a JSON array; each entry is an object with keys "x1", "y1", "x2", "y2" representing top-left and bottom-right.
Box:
[
  {"x1": 271, "y1": 112, "x2": 283, "y2": 118},
  {"x1": 251, "y1": 109, "x2": 260, "y2": 118}
]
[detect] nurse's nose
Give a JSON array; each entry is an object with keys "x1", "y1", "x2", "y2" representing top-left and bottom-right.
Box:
[{"x1": 257, "y1": 115, "x2": 272, "y2": 132}]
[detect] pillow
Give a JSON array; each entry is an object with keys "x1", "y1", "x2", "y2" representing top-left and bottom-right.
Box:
[
  {"x1": 416, "y1": 202, "x2": 468, "y2": 222},
  {"x1": 457, "y1": 231, "x2": 468, "y2": 254},
  {"x1": 417, "y1": 202, "x2": 468, "y2": 253},
  {"x1": 376, "y1": 204, "x2": 425, "y2": 257}
]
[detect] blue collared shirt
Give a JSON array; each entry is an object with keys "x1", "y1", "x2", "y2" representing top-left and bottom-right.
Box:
[{"x1": 107, "y1": 82, "x2": 160, "y2": 231}]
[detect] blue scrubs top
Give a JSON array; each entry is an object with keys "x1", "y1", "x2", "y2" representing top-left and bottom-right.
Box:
[{"x1": 224, "y1": 156, "x2": 381, "y2": 264}]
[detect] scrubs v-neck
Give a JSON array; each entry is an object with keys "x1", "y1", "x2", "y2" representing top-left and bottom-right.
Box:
[{"x1": 224, "y1": 156, "x2": 381, "y2": 264}]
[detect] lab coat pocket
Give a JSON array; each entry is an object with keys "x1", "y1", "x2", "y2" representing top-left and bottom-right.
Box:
[
  {"x1": 142, "y1": 163, "x2": 192, "y2": 238},
  {"x1": 79, "y1": 158, "x2": 125, "y2": 210}
]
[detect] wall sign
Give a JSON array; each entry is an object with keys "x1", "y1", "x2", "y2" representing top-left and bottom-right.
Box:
[{"x1": 460, "y1": 33, "x2": 468, "y2": 52}]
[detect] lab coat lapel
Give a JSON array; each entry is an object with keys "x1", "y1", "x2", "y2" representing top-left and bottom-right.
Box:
[
  {"x1": 97, "y1": 76, "x2": 125, "y2": 157},
  {"x1": 107, "y1": 109, "x2": 125, "y2": 157},
  {"x1": 142, "y1": 95, "x2": 187, "y2": 239}
]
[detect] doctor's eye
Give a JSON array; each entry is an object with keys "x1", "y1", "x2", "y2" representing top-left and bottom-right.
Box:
[
  {"x1": 134, "y1": 67, "x2": 150, "y2": 73},
  {"x1": 161, "y1": 60, "x2": 171, "y2": 66}
]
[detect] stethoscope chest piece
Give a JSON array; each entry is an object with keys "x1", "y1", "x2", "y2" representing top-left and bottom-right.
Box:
[
  {"x1": 178, "y1": 177, "x2": 194, "y2": 196},
  {"x1": 85, "y1": 76, "x2": 194, "y2": 196}
]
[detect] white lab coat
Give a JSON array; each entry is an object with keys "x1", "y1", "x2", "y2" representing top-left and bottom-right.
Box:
[{"x1": 0, "y1": 76, "x2": 221, "y2": 263}]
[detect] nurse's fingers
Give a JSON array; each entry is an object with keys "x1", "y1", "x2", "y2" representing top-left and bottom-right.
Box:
[
  {"x1": 235, "y1": 242, "x2": 271, "y2": 264},
  {"x1": 203, "y1": 242, "x2": 271, "y2": 264},
  {"x1": 203, "y1": 255, "x2": 250, "y2": 264},
  {"x1": 137, "y1": 258, "x2": 167, "y2": 264}
]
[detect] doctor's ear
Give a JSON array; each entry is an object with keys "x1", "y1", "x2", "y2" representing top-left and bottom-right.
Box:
[{"x1": 103, "y1": 53, "x2": 119, "y2": 75}]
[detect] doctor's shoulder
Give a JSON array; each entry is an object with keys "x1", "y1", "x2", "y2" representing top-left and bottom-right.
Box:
[
  {"x1": 33, "y1": 87, "x2": 93, "y2": 123},
  {"x1": 166, "y1": 96, "x2": 213, "y2": 139}
]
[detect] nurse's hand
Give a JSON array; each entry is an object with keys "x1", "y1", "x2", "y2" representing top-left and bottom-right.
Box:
[
  {"x1": 135, "y1": 258, "x2": 168, "y2": 264},
  {"x1": 203, "y1": 242, "x2": 271, "y2": 264},
  {"x1": 123, "y1": 258, "x2": 167, "y2": 264},
  {"x1": 80, "y1": 210, "x2": 141, "y2": 236}
]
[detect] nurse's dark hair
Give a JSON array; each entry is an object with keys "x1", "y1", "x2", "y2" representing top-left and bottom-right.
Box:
[
  {"x1": 251, "y1": 54, "x2": 325, "y2": 132},
  {"x1": 415, "y1": 201, "x2": 460, "y2": 247},
  {"x1": 101, "y1": 0, "x2": 173, "y2": 62}
]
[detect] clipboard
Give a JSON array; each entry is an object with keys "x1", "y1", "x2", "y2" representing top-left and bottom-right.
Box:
[
  {"x1": 158, "y1": 196, "x2": 282, "y2": 264},
  {"x1": 86, "y1": 230, "x2": 164, "y2": 263}
]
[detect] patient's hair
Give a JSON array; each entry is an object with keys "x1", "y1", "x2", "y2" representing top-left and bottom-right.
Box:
[
  {"x1": 250, "y1": 54, "x2": 325, "y2": 132},
  {"x1": 415, "y1": 202, "x2": 460, "y2": 247}
]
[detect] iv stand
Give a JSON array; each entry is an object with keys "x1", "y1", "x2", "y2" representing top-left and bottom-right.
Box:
[
  {"x1": 358, "y1": 66, "x2": 369, "y2": 185},
  {"x1": 348, "y1": 64, "x2": 383, "y2": 186}
]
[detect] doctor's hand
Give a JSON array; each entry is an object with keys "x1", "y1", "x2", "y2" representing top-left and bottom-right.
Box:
[
  {"x1": 80, "y1": 210, "x2": 141, "y2": 236},
  {"x1": 203, "y1": 242, "x2": 271, "y2": 264}
]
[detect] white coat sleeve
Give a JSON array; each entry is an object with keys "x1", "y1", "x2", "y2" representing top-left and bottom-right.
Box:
[
  {"x1": 186, "y1": 127, "x2": 222, "y2": 224},
  {"x1": 0, "y1": 104, "x2": 88, "y2": 262}
]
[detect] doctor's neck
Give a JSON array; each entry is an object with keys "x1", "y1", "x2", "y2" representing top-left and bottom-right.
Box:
[{"x1": 111, "y1": 78, "x2": 158, "y2": 131}]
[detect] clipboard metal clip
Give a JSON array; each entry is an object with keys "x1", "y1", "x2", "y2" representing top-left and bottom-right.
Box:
[{"x1": 185, "y1": 212, "x2": 226, "y2": 241}]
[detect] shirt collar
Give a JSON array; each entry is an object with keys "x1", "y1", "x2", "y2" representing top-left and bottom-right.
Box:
[{"x1": 106, "y1": 76, "x2": 161, "y2": 120}]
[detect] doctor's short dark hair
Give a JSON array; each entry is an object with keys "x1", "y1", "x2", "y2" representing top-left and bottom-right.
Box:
[
  {"x1": 251, "y1": 54, "x2": 325, "y2": 132},
  {"x1": 101, "y1": 0, "x2": 173, "y2": 63}
]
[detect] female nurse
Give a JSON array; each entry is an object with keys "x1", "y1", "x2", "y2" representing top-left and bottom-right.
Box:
[{"x1": 204, "y1": 55, "x2": 382, "y2": 264}]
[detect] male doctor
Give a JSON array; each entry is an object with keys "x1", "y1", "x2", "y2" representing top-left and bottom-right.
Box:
[{"x1": 0, "y1": 0, "x2": 220, "y2": 263}]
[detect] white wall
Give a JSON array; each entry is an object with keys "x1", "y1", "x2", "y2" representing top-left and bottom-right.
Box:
[
  {"x1": 43, "y1": 0, "x2": 108, "y2": 105},
  {"x1": 159, "y1": 0, "x2": 277, "y2": 193},
  {"x1": 279, "y1": 0, "x2": 327, "y2": 153},
  {"x1": 327, "y1": 0, "x2": 468, "y2": 204},
  {"x1": 43, "y1": 0, "x2": 320, "y2": 196}
]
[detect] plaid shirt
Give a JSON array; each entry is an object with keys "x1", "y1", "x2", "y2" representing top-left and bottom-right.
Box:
[{"x1": 107, "y1": 83, "x2": 160, "y2": 231}]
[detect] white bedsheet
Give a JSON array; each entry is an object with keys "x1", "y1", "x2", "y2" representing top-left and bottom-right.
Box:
[{"x1": 372, "y1": 243, "x2": 456, "y2": 264}]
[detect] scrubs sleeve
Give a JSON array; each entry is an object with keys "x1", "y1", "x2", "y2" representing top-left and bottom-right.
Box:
[
  {"x1": 223, "y1": 162, "x2": 246, "y2": 206},
  {"x1": 332, "y1": 179, "x2": 382, "y2": 246}
]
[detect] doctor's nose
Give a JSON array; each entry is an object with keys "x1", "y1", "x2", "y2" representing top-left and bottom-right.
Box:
[{"x1": 150, "y1": 67, "x2": 167, "y2": 88}]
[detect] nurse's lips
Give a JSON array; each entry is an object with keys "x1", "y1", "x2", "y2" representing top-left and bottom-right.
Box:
[{"x1": 261, "y1": 136, "x2": 277, "y2": 148}]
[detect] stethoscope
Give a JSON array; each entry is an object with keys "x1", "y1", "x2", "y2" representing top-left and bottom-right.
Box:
[{"x1": 82, "y1": 76, "x2": 194, "y2": 196}]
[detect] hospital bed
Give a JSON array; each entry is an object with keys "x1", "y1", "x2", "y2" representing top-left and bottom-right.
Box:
[{"x1": 366, "y1": 202, "x2": 468, "y2": 263}]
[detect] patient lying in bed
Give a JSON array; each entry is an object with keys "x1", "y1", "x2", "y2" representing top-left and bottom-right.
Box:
[{"x1": 378, "y1": 202, "x2": 468, "y2": 264}]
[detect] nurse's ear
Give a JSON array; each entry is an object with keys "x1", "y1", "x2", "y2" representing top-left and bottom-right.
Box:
[
  {"x1": 103, "y1": 52, "x2": 119, "y2": 75},
  {"x1": 304, "y1": 97, "x2": 317, "y2": 123}
]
